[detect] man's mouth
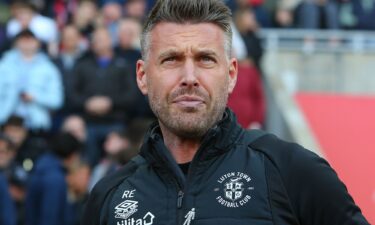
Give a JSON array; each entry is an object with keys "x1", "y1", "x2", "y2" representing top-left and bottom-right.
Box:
[{"x1": 172, "y1": 95, "x2": 205, "y2": 107}]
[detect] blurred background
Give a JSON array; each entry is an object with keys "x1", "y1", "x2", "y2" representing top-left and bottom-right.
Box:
[{"x1": 0, "y1": 0, "x2": 373, "y2": 224}]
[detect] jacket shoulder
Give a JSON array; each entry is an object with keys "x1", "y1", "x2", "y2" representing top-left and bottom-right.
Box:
[
  {"x1": 248, "y1": 133, "x2": 370, "y2": 225},
  {"x1": 81, "y1": 155, "x2": 146, "y2": 225}
]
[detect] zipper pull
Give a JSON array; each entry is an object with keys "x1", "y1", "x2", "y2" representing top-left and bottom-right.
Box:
[
  {"x1": 183, "y1": 208, "x2": 195, "y2": 225},
  {"x1": 177, "y1": 190, "x2": 184, "y2": 208}
]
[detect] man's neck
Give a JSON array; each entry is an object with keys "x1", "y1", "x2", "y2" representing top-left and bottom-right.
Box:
[
  {"x1": 21, "y1": 52, "x2": 36, "y2": 61},
  {"x1": 159, "y1": 124, "x2": 201, "y2": 164},
  {"x1": 63, "y1": 47, "x2": 79, "y2": 55},
  {"x1": 96, "y1": 50, "x2": 113, "y2": 59}
]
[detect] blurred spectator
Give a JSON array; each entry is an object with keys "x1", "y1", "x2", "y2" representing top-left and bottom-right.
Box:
[
  {"x1": 66, "y1": 160, "x2": 90, "y2": 225},
  {"x1": 231, "y1": 22, "x2": 249, "y2": 61},
  {"x1": 72, "y1": 1, "x2": 98, "y2": 38},
  {"x1": 100, "y1": 2, "x2": 122, "y2": 45},
  {"x1": 6, "y1": 1, "x2": 59, "y2": 55},
  {"x1": 25, "y1": 132, "x2": 82, "y2": 225},
  {"x1": 0, "y1": 131, "x2": 27, "y2": 225},
  {"x1": 227, "y1": 64, "x2": 266, "y2": 129},
  {"x1": 115, "y1": 18, "x2": 154, "y2": 119},
  {"x1": 114, "y1": 18, "x2": 141, "y2": 72},
  {"x1": 0, "y1": 29, "x2": 63, "y2": 131},
  {"x1": 123, "y1": 0, "x2": 148, "y2": 21},
  {"x1": 340, "y1": 0, "x2": 375, "y2": 30},
  {"x1": 236, "y1": 0, "x2": 273, "y2": 27},
  {"x1": 1, "y1": 116, "x2": 47, "y2": 174},
  {"x1": 296, "y1": 0, "x2": 340, "y2": 29},
  {"x1": 116, "y1": 17, "x2": 142, "y2": 52},
  {"x1": 0, "y1": 173, "x2": 16, "y2": 225},
  {"x1": 53, "y1": 25, "x2": 86, "y2": 119},
  {"x1": 2, "y1": 116, "x2": 48, "y2": 225},
  {"x1": 61, "y1": 115, "x2": 87, "y2": 144},
  {"x1": 231, "y1": 7, "x2": 266, "y2": 129},
  {"x1": 69, "y1": 27, "x2": 137, "y2": 166},
  {"x1": 89, "y1": 118, "x2": 153, "y2": 190},
  {"x1": 234, "y1": 7, "x2": 264, "y2": 70},
  {"x1": 273, "y1": 0, "x2": 300, "y2": 28}
]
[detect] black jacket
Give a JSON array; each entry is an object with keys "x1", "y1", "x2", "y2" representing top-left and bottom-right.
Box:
[
  {"x1": 69, "y1": 53, "x2": 137, "y2": 123},
  {"x1": 81, "y1": 109, "x2": 369, "y2": 225}
]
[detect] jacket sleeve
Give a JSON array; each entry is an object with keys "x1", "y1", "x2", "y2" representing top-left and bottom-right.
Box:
[
  {"x1": 31, "y1": 64, "x2": 64, "y2": 110},
  {"x1": 39, "y1": 173, "x2": 67, "y2": 225},
  {"x1": 252, "y1": 134, "x2": 370, "y2": 225}
]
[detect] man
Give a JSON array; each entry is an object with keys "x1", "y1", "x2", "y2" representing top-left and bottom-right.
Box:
[
  {"x1": 0, "y1": 29, "x2": 63, "y2": 131},
  {"x1": 25, "y1": 132, "x2": 82, "y2": 225},
  {"x1": 69, "y1": 27, "x2": 137, "y2": 166},
  {"x1": 6, "y1": 1, "x2": 59, "y2": 55},
  {"x1": 0, "y1": 132, "x2": 26, "y2": 225},
  {"x1": 2, "y1": 116, "x2": 47, "y2": 173},
  {"x1": 82, "y1": 1, "x2": 370, "y2": 225}
]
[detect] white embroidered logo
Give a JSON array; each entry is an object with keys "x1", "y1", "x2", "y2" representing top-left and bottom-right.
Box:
[
  {"x1": 215, "y1": 172, "x2": 254, "y2": 208},
  {"x1": 116, "y1": 212, "x2": 155, "y2": 225},
  {"x1": 114, "y1": 189, "x2": 156, "y2": 224},
  {"x1": 183, "y1": 208, "x2": 195, "y2": 225},
  {"x1": 115, "y1": 200, "x2": 138, "y2": 219}
]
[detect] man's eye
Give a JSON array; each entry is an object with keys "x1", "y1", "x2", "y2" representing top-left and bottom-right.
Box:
[
  {"x1": 200, "y1": 56, "x2": 215, "y2": 63},
  {"x1": 162, "y1": 57, "x2": 177, "y2": 63}
]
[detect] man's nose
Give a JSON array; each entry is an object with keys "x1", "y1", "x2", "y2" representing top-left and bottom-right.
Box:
[{"x1": 180, "y1": 59, "x2": 199, "y2": 87}]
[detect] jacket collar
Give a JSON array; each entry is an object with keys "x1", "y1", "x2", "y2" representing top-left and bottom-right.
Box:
[{"x1": 140, "y1": 108, "x2": 244, "y2": 166}]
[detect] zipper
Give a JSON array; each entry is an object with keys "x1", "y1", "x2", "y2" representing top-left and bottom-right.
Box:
[
  {"x1": 177, "y1": 190, "x2": 184, "y2": 208},
  {"x1": 176, "y1": 128, "x2": 218, "y2": 224},
  {"x1": 149, "y1": 124, "x2": 219, "y2": 224},
  {"x1": 185, "y1": 126, "x2": 218, "y2": 190}
]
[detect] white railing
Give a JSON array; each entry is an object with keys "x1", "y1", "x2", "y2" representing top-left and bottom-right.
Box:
[{"x1": 259, "y1": 28, "x2": 375, "y2": 54}]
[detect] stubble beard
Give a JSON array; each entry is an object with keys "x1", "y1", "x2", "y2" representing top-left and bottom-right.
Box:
[{"x1": 149, "y1": 86, "x2": 229, "y2": 139}]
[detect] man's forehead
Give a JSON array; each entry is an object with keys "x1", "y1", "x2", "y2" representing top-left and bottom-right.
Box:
[
  {"x1": 150, "y1": 22, "x2": 224, "y2": 38},
  {"x1": 149, "y1": 22, "x2": 226, "y2": 54}
]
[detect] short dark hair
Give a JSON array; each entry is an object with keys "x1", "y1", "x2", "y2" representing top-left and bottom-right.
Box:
[
  {"x1": 141, "y1": 0, "x2": 232, "y2": 59},
  {"x1": 14, "y1": 29, "x2": 37, "y2": 41},
  {"x1": 49, "y1": 132, "x2": 82, "y2": 159},
  {"x1": 2, "y1": 116, "x2": 25, "y2": 129}
]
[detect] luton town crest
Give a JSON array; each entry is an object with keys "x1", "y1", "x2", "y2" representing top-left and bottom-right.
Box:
[
  {"x1": 224, "y1": 177, "x2": 244, "y2": 201},
  {"x1": 215, "y1": 172, "x2": 254, "y2": 208}
]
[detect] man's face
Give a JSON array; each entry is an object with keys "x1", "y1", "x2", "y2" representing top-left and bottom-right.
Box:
[
  {"x1": 16, "y1": 36, "x2": 40, "y2": 56},
  {"x1": 3, "y1": 125, "x2": 27, "y2": 148},
  {"x1": 136, "y1": 23, "x2": 237, "y2": 138},
  {"x1": 62, "y1": 26, "x2": 81, "y2": 51},
  {"x1": 92, "y1": 29, "x2": 113, "y2": 56}
]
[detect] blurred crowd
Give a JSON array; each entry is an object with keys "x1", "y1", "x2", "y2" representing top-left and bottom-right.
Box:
[{"x1": 0, "y1": 0, "x2": 373, "y2": 225}]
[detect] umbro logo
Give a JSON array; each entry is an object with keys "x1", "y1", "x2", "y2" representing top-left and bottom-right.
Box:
[{"x1": 115, "y1": 200, "x2": 138, "y2": 219}]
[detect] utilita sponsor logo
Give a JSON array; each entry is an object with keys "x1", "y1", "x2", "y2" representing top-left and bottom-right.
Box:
[{"x1": 116, "y1": 212, "x2": 155, "y2": 225}]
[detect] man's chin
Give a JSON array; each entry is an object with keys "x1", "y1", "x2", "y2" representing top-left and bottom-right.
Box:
[{"x1": 173, "y1": 103, "x2": 205, "y2": 113}]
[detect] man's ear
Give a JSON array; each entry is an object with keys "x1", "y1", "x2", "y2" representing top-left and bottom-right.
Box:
[
  {"x1": 136, "y1": 60, "x2": 148, "y2": 95},
  {"x1": 227, "y1": 58, "x2": 238, "y2": 94}
]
